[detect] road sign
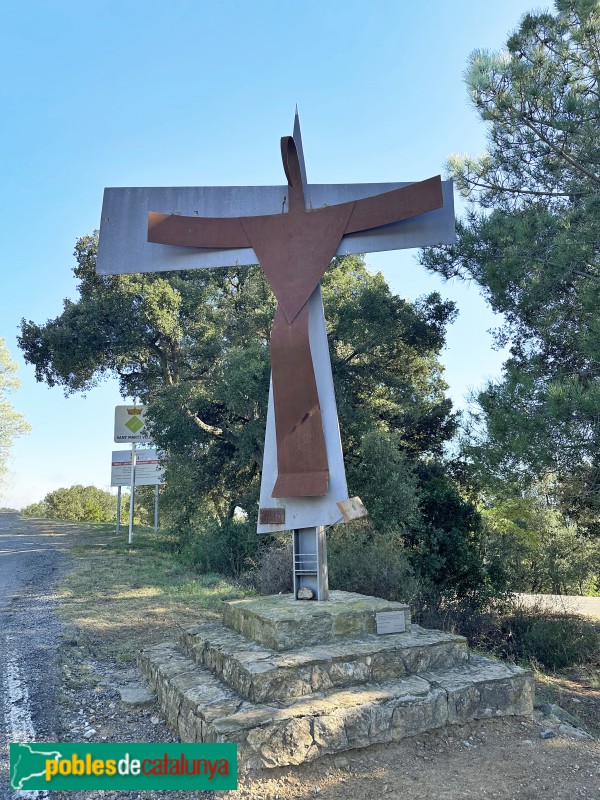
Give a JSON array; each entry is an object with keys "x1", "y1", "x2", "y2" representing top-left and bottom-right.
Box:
[
  {"x1": 111, "y1": 451, "x2": 132, "y2": 486},
  {"x1": 136, "y1": 450, "x2": 165, "y2": 486},
  {"x1": 114, "y1": 405, "x2": 149, "y2": 443},
  {"x1": 111, "y1": 449, "x2": 164, "y2": 486}
]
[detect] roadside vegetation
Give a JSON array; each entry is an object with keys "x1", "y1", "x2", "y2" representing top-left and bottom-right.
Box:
[
  {"x1": 55, "y1": 521, "x2": 251, "y2": 665},
  {"x1": 21, "y1": 484, "x2": 159, "y2": 526},
  {"x1": 52, "y1": 519, "x2": 599, "y2": 738}
]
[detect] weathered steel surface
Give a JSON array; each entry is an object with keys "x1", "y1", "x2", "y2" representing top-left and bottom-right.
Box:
[
  {"x1": 258, "y1": 508, "x2": 286, "y2": 525},
  {"x1": 257, "y1": 286, "x2": 348, "y2": 533},
  {"x1": 146, "y1": 178, "x2": 442, "y2": 325},
  {"x1": 270, "y1": 304, "x2": 329, "y2": 497},
  {"x1": 280, "y1": 136, "x2": 306, "y2": 213},
  {"x1": 148, "y1": 212, "x2": 249, "y2": 248},
  {"x1": 96, "y1": 112, "x2": 456, "y2": 533},
  {"x1": 146, "y1": 140, "x2": 444, "y2": 499}
]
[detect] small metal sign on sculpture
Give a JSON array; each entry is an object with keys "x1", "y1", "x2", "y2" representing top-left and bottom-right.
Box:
[{"x1": 96, "y1": 113, "x2": 455, "y2": 534}]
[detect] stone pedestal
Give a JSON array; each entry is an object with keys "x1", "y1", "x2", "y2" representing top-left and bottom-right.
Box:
[{"x1": 138, "y1": 591, "x2": 533, "y2": 768}]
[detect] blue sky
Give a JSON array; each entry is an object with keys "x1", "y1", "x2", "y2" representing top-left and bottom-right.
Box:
[{"x1": 1, "y1": 0, "x2": 540, "y2": 508}]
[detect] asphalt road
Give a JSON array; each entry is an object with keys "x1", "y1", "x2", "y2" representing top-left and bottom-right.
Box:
[
  {"x1": 0, "y1": 513, "x2": 67, "y2": 799},
  {"x1": 516, "y1": 592, "x2": 600, "y2": 619}
]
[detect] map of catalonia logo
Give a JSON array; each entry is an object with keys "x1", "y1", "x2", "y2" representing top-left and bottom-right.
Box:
[{"x1": 10, "y1": 742, "x2": 237, "y2": 791}]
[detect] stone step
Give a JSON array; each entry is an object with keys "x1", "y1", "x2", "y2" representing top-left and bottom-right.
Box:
[
  {"x1": 179, "y1": 620, "x2": 469, "y2": 703},
  {"x1": 222, "y1": 591, "x2": 412, "y2": 651},
  {"x1": 138, "y1": 641, "x2": 533, "y2": 769}
]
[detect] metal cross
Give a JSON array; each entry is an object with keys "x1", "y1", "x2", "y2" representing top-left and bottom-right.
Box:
[{"x1": 96, "y1": 112, "x2": 455, "y2": 599}]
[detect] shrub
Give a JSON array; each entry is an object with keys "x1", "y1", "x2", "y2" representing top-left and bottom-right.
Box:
[
  {"x1": 328, "y1": 520, "x2": 418, "y2": 603},
  {"x1": 21, "y1": 500, "x2": 49, "y2": 518},
  {"x1": 21, "y1": 485, "x2": 128, "y2": 523},
  {"x1": 244, "y1": 538, "x2": 293, "y2": 595},
  {"x1": 179, "y1": 516, "x2": 259, "y2": 577},
  {"x1": 427, "y1": 597, "x2": 600, "y2": 670},
  {"x1": 498, "y1": 607, "x2": 599, "y2": 669}
]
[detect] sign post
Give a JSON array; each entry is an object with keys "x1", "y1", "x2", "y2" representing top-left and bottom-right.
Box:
[
  {"x1": 113, "y1": 406, "x2": 150, "y2": 544},
  {"x1": 116, "y1": 486, "x2": 121, "y2": 533},
  {"x1": 154, "y1": 485, "x2": 159, "y2": 534},
  {"x1": 128, "y1": 443, "x2": 136, "y2": 544},
  {"x1": 111, "y1": 444, "x2": 165, "y2": 541}
]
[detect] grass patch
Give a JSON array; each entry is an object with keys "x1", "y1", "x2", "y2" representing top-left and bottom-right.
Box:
[{"x1": 56, "y1": 522, "x2": 253, "y2": 663}]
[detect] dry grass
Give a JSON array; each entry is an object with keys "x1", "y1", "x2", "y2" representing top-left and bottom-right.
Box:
[{"x1": 55, "y1": 522, "x2": 252, "y2": 663}]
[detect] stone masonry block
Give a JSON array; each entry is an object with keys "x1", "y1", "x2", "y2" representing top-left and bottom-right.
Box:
[
  {"x1": 179, "y1": 621, "x2": 467, "y2": 704},
  {"x1": 222, "y1": 591, "x2": 411, "y2": 651}
]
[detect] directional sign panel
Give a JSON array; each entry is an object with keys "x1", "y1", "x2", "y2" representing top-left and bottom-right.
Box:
[
  {"x1": 135, "y1": 450, "x2": 165, "y2": 486},
  {"x1": 114, "y1": 405, "x2": 149, "y2": 443},
  {"x1": 111, "y1": 449, "x2": 165, "y2": 486},
  {"x1": 111, "y1": 451, "x2": 132, "y2": 486}
]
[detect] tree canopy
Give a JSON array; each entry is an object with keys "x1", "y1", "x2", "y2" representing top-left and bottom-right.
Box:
[
  {"x1": 21, "y1": 484, "x2": 124, "y2": 522},
  {"x1": 0, "y1": 338, "x2": 30, "y2": 498},
  {"x1": 420, "y1": 0, "x2": 600, "y2": 527}
]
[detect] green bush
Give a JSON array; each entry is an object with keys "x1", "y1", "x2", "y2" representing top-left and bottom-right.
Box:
[
  {"x1": 21, "y1": 485, "x2": 127, "y2": 523},
  {"x1": 328, "y1": 520, "x2": 418, "y2": 603},
  {"x1": 179, "y1": 516, "x2": 260, "y2": 577},
  {"x1": 21, "y1": 500, "x2": 49, "y2": 518},
  {"x1": 431, "y1": 598, "x2": 600, "y2": 670},
  {"x1": 482, "y1": 494, "x2": 600, "y2": 595},
  {"x1": 498, "y1": 608, "x2": 599, "y2": 670}
]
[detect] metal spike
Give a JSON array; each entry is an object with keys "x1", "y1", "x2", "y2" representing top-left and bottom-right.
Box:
[{"x1": 292, "y1": 108, "x2": 309, "y2": 205}]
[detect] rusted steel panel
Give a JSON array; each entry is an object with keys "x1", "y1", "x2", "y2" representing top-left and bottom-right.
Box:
[
  {"x1": 240, "y1": 203, "x2": 352, "y2": 324},
  {"x1": 280, "y1": 136, "x2": 306, "y2": 213},
  {"x1": 97, "y1": 181, "x2": 454, "y2": 276},
  {"x1": 257, "y1": 286, "x2": 349, "y2": 533},
  {"x1": 141, "y1": 125, "x2": 454, "y2": 503},
  {"x1": 259, "y1": 507, "x2": 286, "y2": 525},
  {"x1": 144, "y1": 139, "x2": 448, "y2": 500},
  {"x1": 269, "y1": 304, "x2": 329, "y2": 497},
  {"x1": 343, "y1": 176, "x2": 443, "y2": 233},
  {"x1": 148, "y1": 212, "x2": 250, "y2": 248}
]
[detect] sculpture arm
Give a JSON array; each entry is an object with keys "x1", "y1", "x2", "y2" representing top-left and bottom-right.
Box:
[
  {"x1": 343, "y1": 175, "x2": 443, "y2": 234},
  {"x1": 148, "y1": 212, "x2": 251, "y2": 248}
]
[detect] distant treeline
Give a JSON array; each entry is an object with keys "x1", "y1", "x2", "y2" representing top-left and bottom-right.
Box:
[
  {"x1": 21, "y1": 485, "x2": 125, "y2": 522},
  {"x1": 20, "y1": 484, "x2": 158, "y2": 526}
]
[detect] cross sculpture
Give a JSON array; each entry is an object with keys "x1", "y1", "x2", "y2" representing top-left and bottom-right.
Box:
[{"x1": 96, "y1": 112, "x2": 455, "y2": 600}]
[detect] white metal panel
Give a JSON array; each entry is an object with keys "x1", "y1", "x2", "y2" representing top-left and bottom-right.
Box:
[
  {"x1": 110, "y1": 448, "x2": 164, "y2": 486},
  {"x1": 111, "y1": 450, "x2": 131, "y2": 486}
]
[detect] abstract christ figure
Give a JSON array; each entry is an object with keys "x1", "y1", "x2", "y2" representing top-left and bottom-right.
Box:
[{"x1": 148, "y1": 137, "x2": 444, "y2": 500}]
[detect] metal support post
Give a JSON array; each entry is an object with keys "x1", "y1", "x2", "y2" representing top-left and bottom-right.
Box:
[
  {"x1": 116, "y1": 485, "x2": 121, "y2": 533},
  {"x1": 292, "y1": 526, "x2": 328, "y2": 601},
  {"x1": 128, "y1": 443, "x2": 136, "y2": 545},
  {"x1": 154, "y1": 485, "x2": 159, "y2": 534}
]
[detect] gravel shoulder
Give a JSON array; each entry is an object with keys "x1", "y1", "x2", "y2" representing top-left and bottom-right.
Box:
[
  {"x1": 0, "y1": 514, "x2": 67, "y2": 800},
  {"x1": 3, "y1": 517, "x2": 599, "y2": 800}
]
